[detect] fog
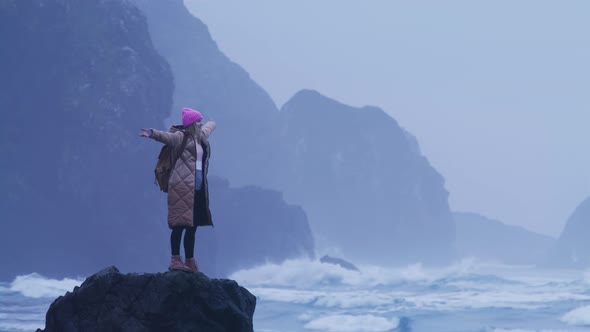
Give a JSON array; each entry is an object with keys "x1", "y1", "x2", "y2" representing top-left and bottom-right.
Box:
[{"x1": 186, "y1": 0, "x2": 590, "y2": 237}]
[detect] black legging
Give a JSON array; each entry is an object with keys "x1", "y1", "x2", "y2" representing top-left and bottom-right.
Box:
[
  {"x1": 171, "y1": 226, "x2": 197, "y2": 258},
  {"x1": 170, "y1": 187, "x2": 203, "y2": 258}
]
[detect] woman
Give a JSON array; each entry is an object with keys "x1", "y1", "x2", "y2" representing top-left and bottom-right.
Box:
[{"x1": 139, "y1": 107, "x2": 216, "y2": 272}]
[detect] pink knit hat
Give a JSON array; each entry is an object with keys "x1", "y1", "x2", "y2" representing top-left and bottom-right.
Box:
[{"x1": 182, "y1": 107, "x2": 203, "y2": 127}]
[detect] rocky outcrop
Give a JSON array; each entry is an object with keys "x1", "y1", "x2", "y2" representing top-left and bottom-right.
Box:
[
  {"x1": 320, "y1": 255, "x2": 359, "y2": 271},
  {"x1": 36, "y1": 266, "x2": 255, "y2": 332},
  {"x1": 195, "y1": 176, "x2": 315, "y2": 277},
  {"x1": 545, "y1": 197, "x2": 590, "y2": 268},
  {"x1": 453, "y1": 212, "x2": 555, "y2": 264},
  {"x1": 277, "y1": 90, "x2": 455, "y2": 265}
]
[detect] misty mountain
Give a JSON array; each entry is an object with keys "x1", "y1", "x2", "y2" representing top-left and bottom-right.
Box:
[
  {"x1": 545, "y1": 196, "x2": 590, "y2": 268},
  {"x1": 0, "y1": 0, "x2": 173, "y2": 279},
  {"x1": 0, "y1": 0, "x2": 313, "y2": 280},
  {"x1": 130, "y1": 0, "x2": 283, "y2": 190},
  {"x1": 453, "y1": 212, "x2": 555, "y2": 265},
  {"x1": 128, "y1": 0, "x2": 458, "y2": 265},
  {"x1": 1, "y1": 0, "x2": 462, "y2": 272},
  {"x1": 276, "y1": 90, "x2": 456, "y2": 265}
]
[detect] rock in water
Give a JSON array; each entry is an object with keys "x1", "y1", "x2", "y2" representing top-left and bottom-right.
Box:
[
  {"x1": 36, "y1": 266, "x2": 256, "y2": 332},
  {"x1": 320, "y1": 255, "x2": 360, "y2": 272}
]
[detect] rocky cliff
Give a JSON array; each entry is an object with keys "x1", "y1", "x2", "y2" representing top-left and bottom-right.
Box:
[
  {"x1": 545, "y1": 196, "x2": 590, "y2": 268},
  {"x1": 277, "y1": 90, "x2": 455, "y2": 265},
  {"x1": 0, "y1": 0, "x2": 314, "y2": 280},
  {"x1": 0, "y1": 0, "x2": 174, "y2": 279}
]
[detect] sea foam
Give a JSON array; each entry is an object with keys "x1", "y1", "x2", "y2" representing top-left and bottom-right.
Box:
[{"x1": 7, "y1": 273, "x2": 83, "y2": 298}]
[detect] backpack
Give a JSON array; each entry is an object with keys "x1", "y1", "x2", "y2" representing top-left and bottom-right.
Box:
[{"x1": 154, "y1": 127, "x2": 189, "y2": 193}]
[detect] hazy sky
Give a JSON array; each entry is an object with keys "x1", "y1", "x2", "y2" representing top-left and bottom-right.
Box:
[{"x1": 185, "y1": 0, "x2": 590, "y2": 237}]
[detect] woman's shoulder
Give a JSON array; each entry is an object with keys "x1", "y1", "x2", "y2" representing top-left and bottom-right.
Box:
[{"x1": 168, "y1": 125, "x2": 185, "y2": 133}]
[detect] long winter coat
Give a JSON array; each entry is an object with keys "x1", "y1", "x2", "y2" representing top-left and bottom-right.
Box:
[{"x1": 150, "y1": 121, "x2": 216, "y2": 228}]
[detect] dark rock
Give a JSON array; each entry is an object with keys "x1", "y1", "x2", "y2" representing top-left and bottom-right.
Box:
[
  {"x1": 320, "y1": 255, "x2": 359, "y2": 271},
  {"x1": 36, "y1": 266, "x2": 256, "y2": 332},
  {"x1": 196, "y1": 176, "x2": 315, "y2": 277}
]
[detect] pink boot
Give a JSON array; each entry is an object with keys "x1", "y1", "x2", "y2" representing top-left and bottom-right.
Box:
[
  {"x1": 184, "y1": 257, "x2": 199, "y2": 273},
  {"x1": 168, "y1": 255, "x2": 191, "y2": 271}
]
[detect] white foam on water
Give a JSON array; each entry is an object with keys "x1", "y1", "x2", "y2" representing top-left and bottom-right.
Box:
[
  {"x1": 235, "y1": 259, "x2": 590, "y2": 313},
  {"x1": 230, "y1": 258, "x2": 366, "y2": 288},
  {"x1": 8, "y1": 273, "x2": 83, "y2": 298},
  {"x1": 249, "y1": 282, "x2": 590, "y2": 312},
  {"x1": 561, "y1": 305, "x2": 590, "y2": 326},
  {"x1": 248, "y1": 287, "x2": 321, "y2": 304},
  {"x1": 251, "y1": 287, "x2": 404, "y2": 309},
  {"x1": 303, "y1": 314, "x2": 399, "y2": 332},
  {"x1": 0, "y1": 312, "x2": 45, "y2": 321},
  {"x1": 233, "y1": 258, "x2": 588, "y2": 291},
  {"x1": 298, "y1": 312, "x2": 315, "y2": 321},
  {"x1": 406, "y1": 288, "x2": 590, "y2": 311},
  {"x1": 312, "y1": 290, "x2": 397, "y2": 309},
  {"x1": 2, "y1": 264, "x2": 588, "y2": 332},
  {"x1": 230, "y1": 258, "x2": 491, "y2": 289},
  {"x1": 0, "y1": 321, "x2": 44, "y2": 332}
]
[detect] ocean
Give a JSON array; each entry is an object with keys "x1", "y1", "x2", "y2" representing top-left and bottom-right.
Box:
[{"x1": 2, "y1": 259, "x2": 590, "y2": 332}]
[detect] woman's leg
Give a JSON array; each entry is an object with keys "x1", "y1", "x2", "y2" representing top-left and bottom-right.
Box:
[
  {"x1": 187, "y1": 187, "x2": 202, "y2": 259},
  {"x1": 184, "y1": 226, "x2": 197, "y2": 259},
  {"x1": 169, "y1": 227, "x2": 191, "y2": 271},
  {"x1": 184, "y1": 225, "x2": 199, "y2": 272},
  {"x1": 170, "y1": 227, "x2": 183, "y2": 256},
  {"x1": 184, "y1": 185, "x2": 203, "y2": 272}
]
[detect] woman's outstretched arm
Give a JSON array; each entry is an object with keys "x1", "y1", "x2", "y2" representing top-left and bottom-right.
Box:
[
  {"x1": 201, "y1": 121, "x2": 216, "y2": 138},
  {"x1": 139, "y1": 128, "x2": 182, "y2": 146}
]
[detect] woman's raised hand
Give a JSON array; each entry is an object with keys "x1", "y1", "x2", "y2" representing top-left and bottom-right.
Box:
[{"x1": 139, "y1": 128, "x2": 151, "y2": 138}]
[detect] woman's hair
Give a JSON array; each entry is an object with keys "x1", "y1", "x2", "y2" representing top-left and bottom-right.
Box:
[{"x1": 185, "y1": 121, "x2": 207, "y2": 144}]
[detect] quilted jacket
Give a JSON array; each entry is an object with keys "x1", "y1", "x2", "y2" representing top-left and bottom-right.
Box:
[{"x1": 150, "y1": 121, "x2": 216, "y2": 228}]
